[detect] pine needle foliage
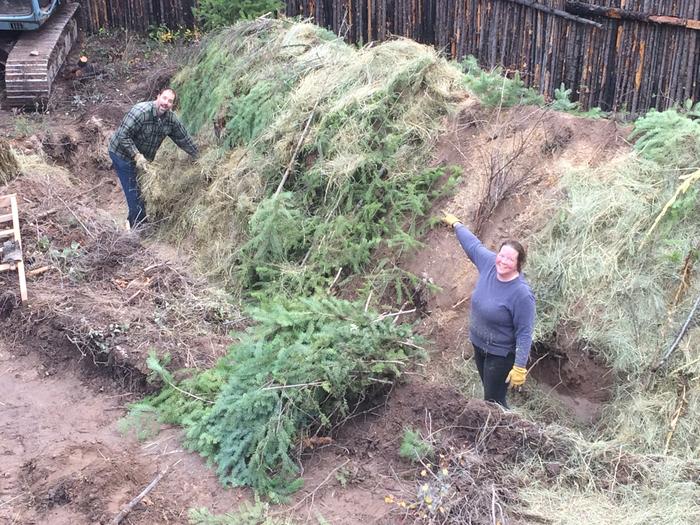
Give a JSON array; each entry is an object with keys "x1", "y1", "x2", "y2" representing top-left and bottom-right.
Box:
[
  {"x1": 630, "y1": 107, "x2": 700, "y2": 169},
  {"x1": 552, "y1": 83, "x2": 579, "y2": 112},
  {"x1": 194, "y1": 0, "x2": 283, "y2": 31},
  {"x1": 189, "y1": 501, "x2": 297, "y2": 524},
  {"x1": 142, "y1": 18, "x2": 464, "y2": 302},
  {"x1": 399, "y1": 428, "x2": 434, "y2": 462},
  {"x1": 136, "y1": 296, "x2": 426, "y2": 500},
  {"x1": 461, "y1": 55, "x2": 544, "y2": 108}
]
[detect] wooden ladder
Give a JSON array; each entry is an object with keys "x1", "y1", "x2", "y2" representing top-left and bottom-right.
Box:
[{"x1": 0, "y1": 193, "x2": 27, "y2": 303}]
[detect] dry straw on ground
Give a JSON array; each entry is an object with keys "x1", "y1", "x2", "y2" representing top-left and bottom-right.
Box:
[{"x1": 0, "y1": 139, "x2": 21, "y2": 185}]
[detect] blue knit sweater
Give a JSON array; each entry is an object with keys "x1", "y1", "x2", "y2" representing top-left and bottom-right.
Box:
[{"x1": 455, "y1": 224, "x2": 535, "y2": 367}]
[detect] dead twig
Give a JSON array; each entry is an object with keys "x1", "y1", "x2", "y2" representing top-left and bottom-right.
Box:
[
  {"x1": 110, "y1": 459, "x2": 181, "y2": 524},
  {"x1": 326, "y1": 266, "x2": 343, "y2": 294},
  {"x1": 55, "y1": 193, "x2": 95, "y2": 240},
  {"x1": 664, "y1": 383, "x2": 688, "y2": 455},
  {"x1": 34, "y1": 207, "x2": 58, "y2": 220},
  {"x1": 25, "y1": 265, "x2": 52, "y2": 277},
  {"x1": 274, "y1": 100, "x2": 319, "y2": 197},
  {"x1": 656, "y1": 292, "x2": 700, "y2": 370},
  {"x1": 452, "y1": 294, "x2": 472, "y2": 309},
  {"x1": 374, "y1": 307, "x2": 416, "y2": 323}
]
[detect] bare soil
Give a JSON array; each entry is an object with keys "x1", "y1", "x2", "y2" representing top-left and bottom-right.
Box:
[{"x1": 0, "y1": 31, "x2": 634, "y2": 525}]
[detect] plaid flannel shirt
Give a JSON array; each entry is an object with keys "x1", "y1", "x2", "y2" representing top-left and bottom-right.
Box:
[{"x1": 108, "y1": 101, "x2": 198, "y2": 162}]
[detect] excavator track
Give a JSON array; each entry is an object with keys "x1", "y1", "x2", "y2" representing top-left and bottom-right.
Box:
[{"x1": 3, "y1": 2, "x2": 79, "y2": 107}]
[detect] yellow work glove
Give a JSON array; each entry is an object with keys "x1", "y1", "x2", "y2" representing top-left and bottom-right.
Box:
[
  {"x1": 441, "y1": 211, "x2": 461, "y2": 228},
  {"x1": 505, "y1": 366, "x2": 527, "y2": 388}
]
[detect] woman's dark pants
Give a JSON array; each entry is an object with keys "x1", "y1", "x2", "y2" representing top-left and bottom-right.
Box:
[
  {"x1": 110, "y1": 151, "x2": 146, "y2": 228},
  {"x1": 473, "y1": 344, "x2": 515, "y2": 408}
]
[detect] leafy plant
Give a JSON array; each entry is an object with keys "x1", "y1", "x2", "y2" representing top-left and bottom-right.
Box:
[
  {"x1": 48, "y1": 241, "x2": 85, "y2": 280},
  {"x1": 36, "y1": 236, "x2": 51, "y2": 252},
  {"x1": 399, "y1": 428, "x2": 434, "y2": 462},
  {"x1": 148, "y1": 24, "x2": 201, "y2": 44}
]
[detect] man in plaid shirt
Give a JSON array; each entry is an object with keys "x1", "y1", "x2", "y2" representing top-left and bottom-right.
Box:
[{"x1": 108, "y1": 87, "x2": 198, "y2": 229}]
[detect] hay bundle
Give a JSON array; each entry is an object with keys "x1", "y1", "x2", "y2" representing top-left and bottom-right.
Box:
[
  {"x1": 0, "y1": 139, "x2": 21, "y2": 185},
  {"x1": 141, "y1": 17, "x2": 466, "y2": 295},
  {"x1": 529, "y1": 147, "x2": 700, "y2": 455}
]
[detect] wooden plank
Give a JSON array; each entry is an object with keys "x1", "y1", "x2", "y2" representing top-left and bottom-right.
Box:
[
  {"x1": 0, "y1": 228, "x2": 14, "y2": 239},
  {"x1": 9, "y1": 194, "x2": 27, "y2": 303},
  {"x1": 502, "y1": 0, "x2": 602, "y2": 27},
  {"x1": 0, "y1": 213, "x2": 13, "y2": 223},
  {"x1": 566, "y1": 1, "x2": 700, "y2": 30}
]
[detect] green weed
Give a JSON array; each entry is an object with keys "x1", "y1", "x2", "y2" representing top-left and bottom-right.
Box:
[{"x1": 399, "y1": 428, "x2": 434, "y2": 462}]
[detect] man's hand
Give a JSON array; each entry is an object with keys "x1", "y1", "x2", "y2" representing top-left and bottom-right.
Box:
[
  {"x1": 441, "y1": 211, "x2": 461, "y2": 228},
  {"x1": 134, "y1": 154, "x2": 148, "y2": 171},
  {"x1": 505, "y1": 366, "x2": 527, "y2": 388}
]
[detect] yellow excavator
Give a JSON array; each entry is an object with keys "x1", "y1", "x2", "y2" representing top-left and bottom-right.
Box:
[{"x1": 0, "y1": 0, "x2": 79, "y2": 107}]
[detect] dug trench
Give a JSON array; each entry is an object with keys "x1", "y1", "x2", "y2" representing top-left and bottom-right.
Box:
[
  {"x1": 0, "y1": 144, "x2": 249, "y2": 523},
  {"x1": 0, "y1": 37, "x2": 633, "y2": 523},
  {"x1": 0, "y1": 46, "x2": 255, "y2": 521}
]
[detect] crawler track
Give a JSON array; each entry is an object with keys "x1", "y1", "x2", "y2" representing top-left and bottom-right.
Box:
[{"x1": 3, "y1": 2, "x2": 78, "y2": 107}]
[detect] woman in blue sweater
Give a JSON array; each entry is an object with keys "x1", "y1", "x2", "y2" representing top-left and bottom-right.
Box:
[{"x1": 442, "y1": 212, "x2": 536, "y2": 408}]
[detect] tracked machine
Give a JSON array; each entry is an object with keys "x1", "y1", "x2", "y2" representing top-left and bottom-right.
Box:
[{"x1": 0, "y1": 0, "x2": 79, "y2": 107}]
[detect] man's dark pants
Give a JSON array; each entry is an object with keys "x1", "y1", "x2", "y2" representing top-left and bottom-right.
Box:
[
  {"x1": 110, "y1": 151, "x2": 146, "y2": 228},
  {"x1": 473, "y1": 344, "x2": 515, "y2": 408}
]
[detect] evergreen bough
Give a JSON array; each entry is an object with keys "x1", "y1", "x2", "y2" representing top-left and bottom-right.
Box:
[
  {"x1": 461, "y1": 55, "x2": 544, "y2": 108},
  {"x1": 630, "y1": 106, "x2": 700, "y2": 169},
  {"x1": 144, "y1": 20, "x2": 462, "y2": 302},
  {"x1": 194, "y1": 0, "x2": 283, "y2": 31},
  {"x1": 136, "y1": 296, "x2": 425, "y2": 500}
]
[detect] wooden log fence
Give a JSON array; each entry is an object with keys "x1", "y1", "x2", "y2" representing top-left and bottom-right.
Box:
[
  {"x1": 79, "y1": 0, "x2": 196, "y2": 33},
  {"x1": 284, "y1": 0, "x2": 700, "y2": 112}
]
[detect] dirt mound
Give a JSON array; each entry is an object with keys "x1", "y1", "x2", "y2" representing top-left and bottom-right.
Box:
[
  {"x1": 336, "y1": 381, "x2": 555, "y2": 463},
  {"x1": 402, "y1": 102, "x2": 629, "y2": 421},
  {"x1": 0, "y1": 138, "x2": 238, "y2": 389}
]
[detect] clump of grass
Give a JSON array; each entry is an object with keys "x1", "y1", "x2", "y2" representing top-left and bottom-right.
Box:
[
  {"x1": 517, "y1": 433, "x2": 700, "y2": 525},
  {"x1": 0, "y1": 139, "x2": 21, "y2": 185},
  {"x1": 527, "y1": 104, "x2": 700, "y2": 455}
]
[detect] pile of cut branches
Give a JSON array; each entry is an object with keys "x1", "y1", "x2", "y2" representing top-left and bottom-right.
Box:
[
  {"x1": 143, "y1": 17, "x2": 464, "y2": 303},
  {"x1": 130, "y1": 295, "x2": 425, "y2": 500}
]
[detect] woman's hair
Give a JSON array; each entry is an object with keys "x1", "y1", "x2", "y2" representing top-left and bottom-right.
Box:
[{"x1": 500, "y1": 240, "x2": 527, "y2": 272}]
